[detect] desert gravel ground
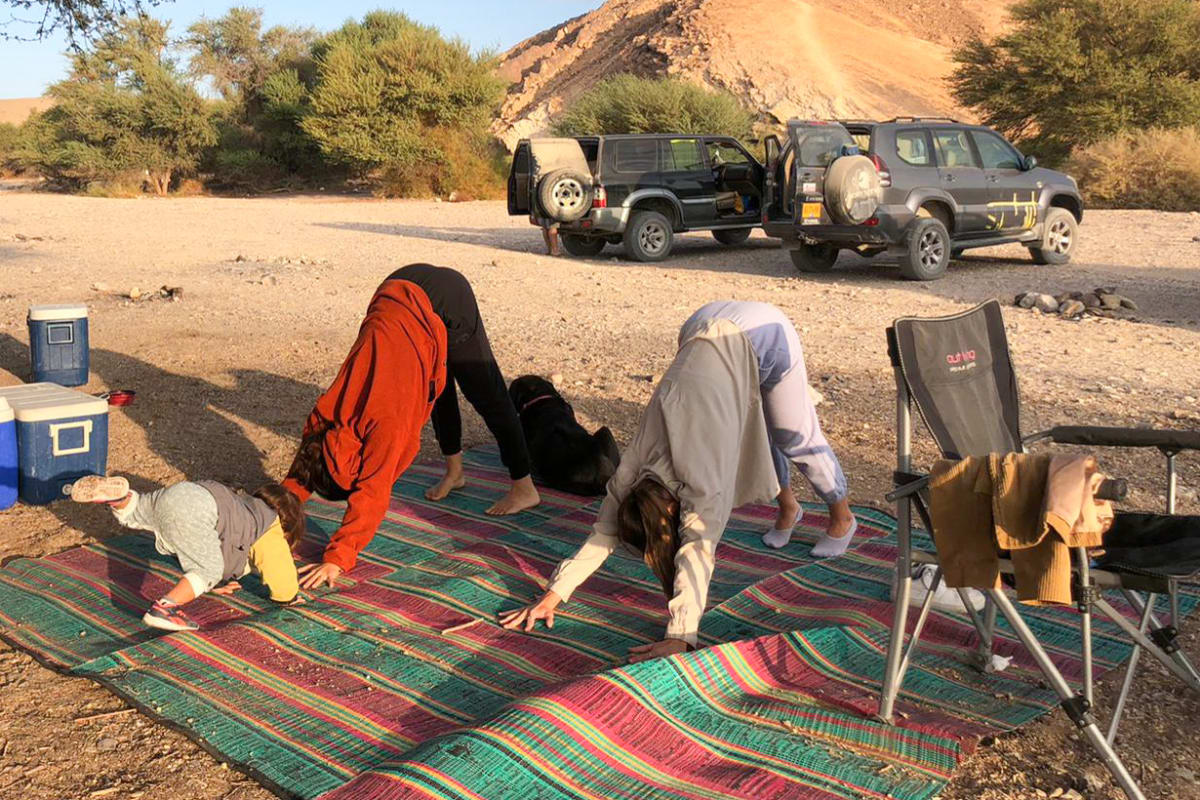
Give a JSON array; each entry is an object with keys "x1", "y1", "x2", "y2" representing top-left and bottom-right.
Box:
[{"x1": 1, "y1": 188, "x2": 1198, "y2": 799}]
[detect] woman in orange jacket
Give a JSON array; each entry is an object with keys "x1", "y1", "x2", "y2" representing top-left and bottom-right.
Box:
[{"x1": 283, "y1": 278, "x2": 447, "y2": 589}]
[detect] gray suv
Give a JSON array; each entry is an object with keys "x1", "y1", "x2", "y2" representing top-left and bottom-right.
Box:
[{"x1": 761, "y1": 118, "x2": 1084, "y2": 280}]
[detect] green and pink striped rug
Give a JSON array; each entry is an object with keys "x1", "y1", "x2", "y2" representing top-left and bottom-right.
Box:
[{"x1": 0, "y1": 449, "x2": 1184, "y2": 799}]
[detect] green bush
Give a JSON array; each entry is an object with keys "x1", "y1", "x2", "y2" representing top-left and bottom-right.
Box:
[
  {"x1": 0, "y1": 122, "x2": 21, "y2": 175},
  {"x1": 552, "y1": 75, "x2": 754, "y2": 139},
  {"x1": 951, "y1": 0, "x2": 1200, "y2": 164},
  {"x1": 300, "y1": 11, "x2": 505, "y2": 197},
  {"x1": 20, "y1": 17, "x2": 216, "y2": 193},
  {"x1": 1066, "y1": 127, "x2": 1200, "y2": 211}
]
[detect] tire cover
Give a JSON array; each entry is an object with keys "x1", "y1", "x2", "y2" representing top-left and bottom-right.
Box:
[
  {"x1": 537, "y1": 169, "x2": 593, "y2": 223},
  {"x1": 825, "y1": 155, "x2": 882, "y2": 225}
]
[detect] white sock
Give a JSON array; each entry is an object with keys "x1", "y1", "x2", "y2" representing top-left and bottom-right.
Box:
[
  {"x1": 810, "y1": 516, "x2": 858, "y2": 559},
  {"x1": 762, "y1": 526, "x2": 794, "y2": 549}
]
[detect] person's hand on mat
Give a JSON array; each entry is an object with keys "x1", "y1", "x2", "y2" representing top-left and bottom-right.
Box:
[
  {"x1": 628, "y1": 638, "x2": 690, "y2": 663},
  {"x1": 298, "y1": 561, "x2": 343, "y2": 589},
  {"x1": 499, "y1": 591, "x2": 562, "y2": 632},
  {"x1": 212, "y1": 580, "x2": 241, "y2": 596}
]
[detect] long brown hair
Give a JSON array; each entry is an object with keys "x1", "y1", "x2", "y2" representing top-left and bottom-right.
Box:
[
  {"x1": 253, "y1": 483, "x2": 307, "y2": 547},
  {"x1": 616, "y1": 477, "x2": 681, "y2": 599},
  {"x1": 285, "y1": 425, "x2": 351, "y2": 502}
]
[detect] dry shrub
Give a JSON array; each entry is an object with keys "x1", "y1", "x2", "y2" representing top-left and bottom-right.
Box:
[
  {"x1": 175, "y1": 178, "x2": 206, "y2": 196},
  {"x1": 370, "y1": 127, "x2": 505, "y2": 199},
  {"x1": 83, "y1": 172, "x2": 149, "y2": 198},
  {"x1": 1067, "y1": 127, "x2": 1200, "y2": 211}
]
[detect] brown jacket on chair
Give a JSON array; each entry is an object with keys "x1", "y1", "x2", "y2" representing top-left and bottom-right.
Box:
[{"x1": 928, "y1": 453, "x2": 1114, "y2": 605}]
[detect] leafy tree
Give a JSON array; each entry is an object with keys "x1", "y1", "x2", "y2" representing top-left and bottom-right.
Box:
[
  {"x1": 19, "y1": 16, "x2": 216, "y2": 193},
  {"x1": 185, "y1": 8, "x2": 314, "y2": 107},
  {"x1": 552, "y1": 75, "x2": 754, "y2": 140},
  {"x1": 1, "y1": 0, "x2": 169, "y2": 44},
  {"x1": 951, "y1": 0, "x2": 1200, "y2": 164},
  {"x1": 184, "y1": 7, "x2": 321, "y2": 187},
  {"x1": 300, "y1": 11, "x2": 505, "y2": 195}
]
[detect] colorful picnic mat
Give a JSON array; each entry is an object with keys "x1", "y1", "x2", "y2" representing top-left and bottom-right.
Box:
[{"x1": 0, "y1": 447, "x2": 1193, "y2": 800}]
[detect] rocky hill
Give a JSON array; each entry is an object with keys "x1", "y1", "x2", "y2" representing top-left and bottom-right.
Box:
[{"x1": 495, "y1": 0, "x2": 1010, "y2": 149}]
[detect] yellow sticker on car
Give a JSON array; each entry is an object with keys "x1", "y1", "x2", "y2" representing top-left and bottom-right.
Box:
[{"x1": 802, "y1": 202, "x2": 822, "y2": 219}]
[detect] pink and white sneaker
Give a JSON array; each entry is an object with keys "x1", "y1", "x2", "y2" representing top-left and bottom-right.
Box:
[
  {"x1": 67, "y1": 475, "x2": 129, "y2": 504},
  {"x1": 142, "y1": 600, "x2": 200, "y2": 632}
]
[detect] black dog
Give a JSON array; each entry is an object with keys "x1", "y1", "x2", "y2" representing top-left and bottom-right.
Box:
[{"x1": 509, "y1": 375, "x2": 620, "y2": 496}]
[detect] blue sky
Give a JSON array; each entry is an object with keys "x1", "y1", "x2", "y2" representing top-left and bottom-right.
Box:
[{"x1": 0, "y1": 1, "x2": 602, "y2": 98}]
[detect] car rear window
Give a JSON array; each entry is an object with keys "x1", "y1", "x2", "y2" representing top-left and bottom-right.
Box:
[
  {"x1": 895, "y1": 130, "x2": 932, "y2": 166},
  {"x1": 933, "y1": 130, "x2": 977, "y2": 168},
  {"x1": 609, "y1": 139, "x2": 659, "y2": 174},
  {"x1": 661, "y1": 138, "x2": 705, "y2": 172},
  {"x1": 792, "y1": 125, "x2": 855, "y2": 167}
]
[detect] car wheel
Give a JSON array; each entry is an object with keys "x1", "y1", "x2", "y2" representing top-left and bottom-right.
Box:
[
  {"x1": 1029, "y1": 208, "x2": 1077, "y2": 265},
  {"x1": 537, "y1": 169, "x2": 593, "y2": 223},
  {"x1": 560, "y1": 234, "x2": 606, "y2": 257},
  {"x1": 623, "y1": 210, "x2": 674, "y2": 262},
  {"x1": 899, "y1": 218, "x2": 950, "y2": 281},
  {"x1": 789, "y1": 243, "x2": 839, "y2": 273},
  {"x1": 712, "y1": 228, "x2": 752, "y2": 246}
]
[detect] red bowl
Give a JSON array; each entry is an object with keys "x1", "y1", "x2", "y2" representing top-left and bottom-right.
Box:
[{"x1": 102, "y1": 390, "x2": 136, "y2": 407}]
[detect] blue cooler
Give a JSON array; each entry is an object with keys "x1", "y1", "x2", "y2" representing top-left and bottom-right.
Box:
[
  {"x1": 0, "y1": 383, "x2": 108, "y2": 505},
  {"x1": 28, "y1": 303, "x2": 90, "y2": 387},
  {"x1": 0, "y1": 398, "x2": 16, "y2": 510}
]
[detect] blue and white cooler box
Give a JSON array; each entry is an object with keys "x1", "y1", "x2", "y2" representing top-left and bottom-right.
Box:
[
  {"x1": 0, "y1": 397, "x2": 16, "y2": 510},
  {"x1": 0, "y1": 383, "x2": 108, "y2": 505},
  {"x1": 28, "y1": 303, "x2": 90, "y2": 387}
]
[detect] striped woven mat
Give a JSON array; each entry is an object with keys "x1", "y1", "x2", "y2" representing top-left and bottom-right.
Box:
[{"x1": 0, "y1": 448, "x2": 1192, "y2": 799}]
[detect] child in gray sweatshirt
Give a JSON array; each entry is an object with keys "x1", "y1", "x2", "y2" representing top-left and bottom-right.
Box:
[{"x1": 70, "y1": 475, "x2": 306, "y2": 631}]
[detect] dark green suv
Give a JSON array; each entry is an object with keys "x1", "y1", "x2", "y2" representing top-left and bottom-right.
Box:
[
  {"x1": 508, "y1": 135, "x2": 765, "y2": 262},
  {"x1": 762, "y1": 118, "x2": 1084, "y2": 280}
]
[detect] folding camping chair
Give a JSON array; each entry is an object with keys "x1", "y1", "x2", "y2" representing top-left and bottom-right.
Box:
[{"x1": 876, "y1": 300, "x2": 1200, "y2": 800}]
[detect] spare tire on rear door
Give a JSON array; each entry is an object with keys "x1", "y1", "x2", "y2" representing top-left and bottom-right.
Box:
[
  {"x1": 537, "y1": 169, "x2": 593, "y2": 223},
  {"x1": 824, "y1": 154, "x2": 882, "y2": 225}
]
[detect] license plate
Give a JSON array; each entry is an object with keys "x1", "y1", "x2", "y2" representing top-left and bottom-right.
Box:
[{"x1": 802, "y1": 202, "x2": 823, "y2": 220}]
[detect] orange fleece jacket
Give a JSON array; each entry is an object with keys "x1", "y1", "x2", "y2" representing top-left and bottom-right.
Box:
[{"x1": 285, "y1": 280, "x2": 447, "y2": 571}]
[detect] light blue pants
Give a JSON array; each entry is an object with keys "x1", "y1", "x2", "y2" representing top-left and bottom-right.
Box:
[{"x1": 680, "y1": 301, "x2": 848, "y2": 504}]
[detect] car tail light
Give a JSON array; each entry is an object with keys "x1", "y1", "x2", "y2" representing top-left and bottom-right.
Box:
[
  {"x1": 863, "y1": 216, "x2": 879, "y2": 227},
  {"x1": 592, "y1": 186, "x2": 607, "y2": 209},
  {"x1": 869, "y1": 154, "x2": 891, "y2": 188}
]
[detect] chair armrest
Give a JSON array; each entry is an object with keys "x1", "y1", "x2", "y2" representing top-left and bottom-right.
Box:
[
  {"x1": 1023, "y1": 425, "x2": 1200, "y2": 453},
  {"x1": 886, "y1": 472, "x2": 931, "y2": 503}
]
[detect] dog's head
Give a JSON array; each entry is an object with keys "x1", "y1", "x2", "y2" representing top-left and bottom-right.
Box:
[{"x1": 509, "y1": 374, "x2": 562, "y2": 412}]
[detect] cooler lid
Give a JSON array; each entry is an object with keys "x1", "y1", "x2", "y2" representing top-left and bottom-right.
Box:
[
  {"x1": 29, "y1": 303, "x2": 88, "y2": 321},
  {"x1": 0, "y1": 383, "x2": 107, "y2": 422},
  {"x1": 0, "y1": 397, "x2": 11, "y2": 424}
]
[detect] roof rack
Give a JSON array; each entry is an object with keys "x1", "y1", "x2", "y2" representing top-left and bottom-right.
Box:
[{"x1": 884, "y1": 116, "x2": 961, "y2": 124}]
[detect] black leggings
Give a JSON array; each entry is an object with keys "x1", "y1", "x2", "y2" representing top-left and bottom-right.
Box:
[{"x1": 388, "y1": 265, "x2": 531, "y2": 480}]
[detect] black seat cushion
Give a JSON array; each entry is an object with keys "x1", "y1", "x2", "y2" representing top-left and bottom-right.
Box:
[{"x1": 1097, "y1": 513, "x2": 1200, "y2": 578}]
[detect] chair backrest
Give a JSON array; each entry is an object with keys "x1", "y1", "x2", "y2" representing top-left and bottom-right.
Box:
[{"x1": 887, "y1": 300, "x2": 1021, "y2": 459}]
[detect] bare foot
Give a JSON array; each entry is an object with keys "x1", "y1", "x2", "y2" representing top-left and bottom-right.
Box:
[
  {"x1": 486, "y1": 476, "x2": 540, "y2": 516},
  {"x1": 825, "y1": 498, "x2": 856, "y2": 538},
  {"x1": 425, "y1": 472, "x2": 465, "y2": 502},
  {"x1": 774, "y1": 488, "x2": 801, "y2": 530}
]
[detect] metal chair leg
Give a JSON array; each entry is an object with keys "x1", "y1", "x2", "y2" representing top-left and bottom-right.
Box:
[
  {"x1": 1107, "y1": 593, "x2": 1154, "y2": 744},
  {"x1": 1093, "y1": 597, "x2": 1200, "y2": 692},
  {"x1": 988, "y1": 588, "x2": 1146, "y2": 800},
  {"x1": 894, "y1": 567, "x2": 941, "y2": 684},
  {"x1": 878, "y1": 499, "x2": 913, "y2": 724},
  {"x1": 1120, "y1": 589, "x2": 1200, "y2": 690},
  {"x1": 1076, "y1": 548, "x2": 1095, "y2": 707}
]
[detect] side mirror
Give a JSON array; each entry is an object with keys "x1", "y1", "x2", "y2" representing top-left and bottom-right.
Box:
[{"x1": 1022, "y1": 155, "x2": 1038, "y2": 171}]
